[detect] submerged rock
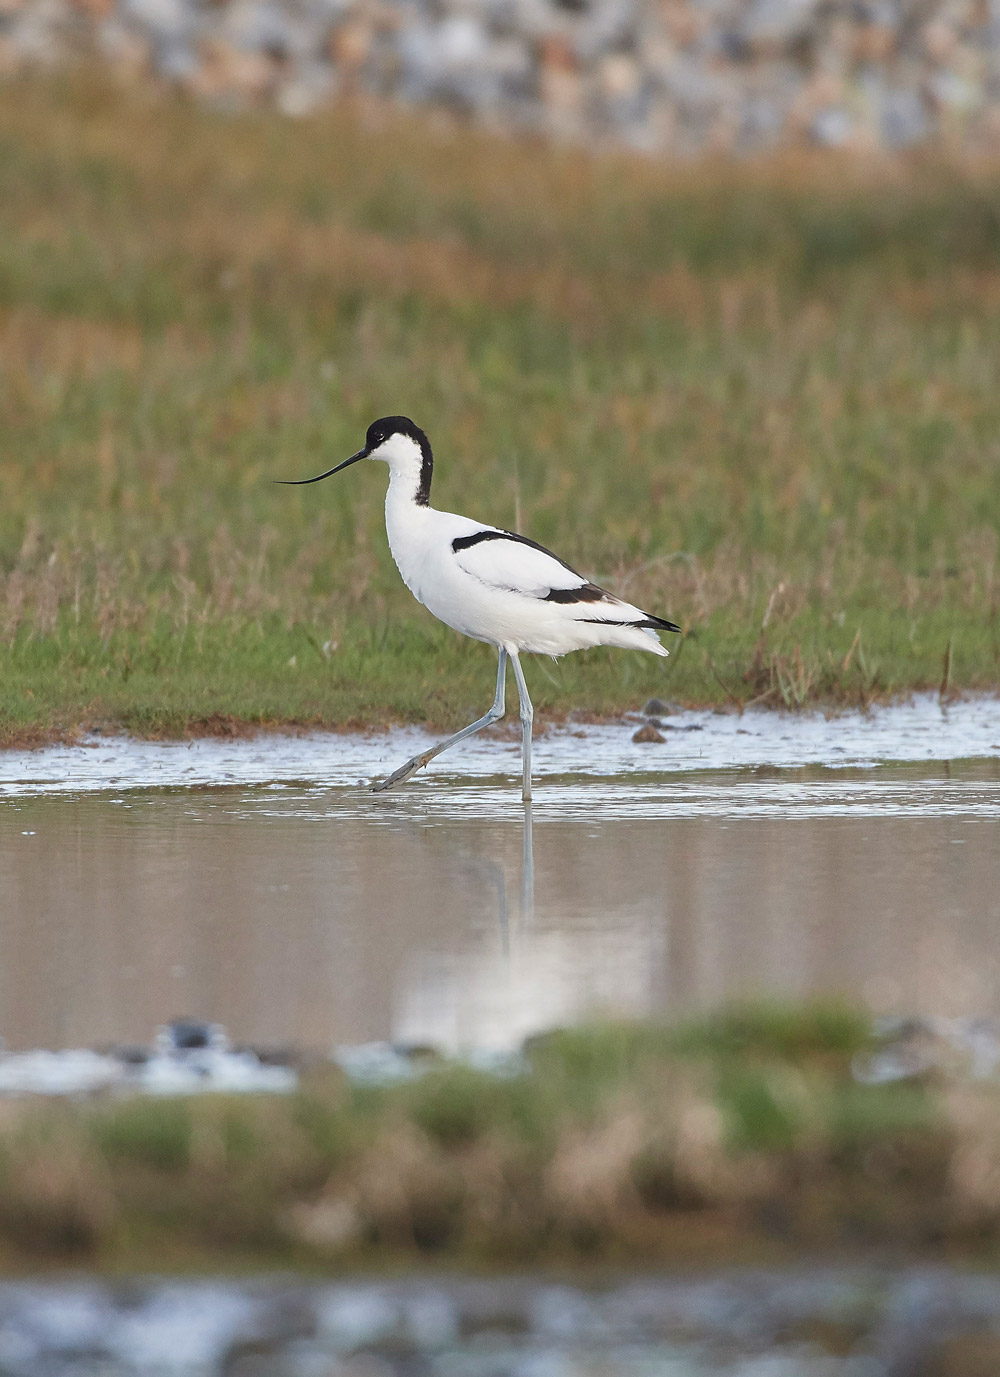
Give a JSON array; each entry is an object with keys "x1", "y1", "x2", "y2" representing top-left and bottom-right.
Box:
[{"x1": 632, "y1": 722, "x2": 666, "y2": 743}]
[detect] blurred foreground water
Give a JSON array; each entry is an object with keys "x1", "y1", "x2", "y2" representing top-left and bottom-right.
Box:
[{"x1": 1, "y1": 1269, "x2": 999, "y2": 1375}]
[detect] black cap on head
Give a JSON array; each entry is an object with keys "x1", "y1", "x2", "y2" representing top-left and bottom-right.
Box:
[{"x1": 365, "y1": 416, "x2": 428, "y2": 450}]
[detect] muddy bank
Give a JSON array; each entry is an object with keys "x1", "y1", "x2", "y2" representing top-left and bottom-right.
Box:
[{"x1": 1, "y1": 693, "x2": 998, "y2": 796}]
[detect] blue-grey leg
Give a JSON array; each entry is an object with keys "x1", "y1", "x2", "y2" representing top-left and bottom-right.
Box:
[
  {"x1": 371, "y1": 647, "x2": 507, "y2": 793},
  {"x1": 508, "y1": 649, "x2": 533, "y2": 803}
]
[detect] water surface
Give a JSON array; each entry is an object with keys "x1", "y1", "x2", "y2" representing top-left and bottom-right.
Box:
[{"x1": 2, "y1": 755, "x2": 998, "y2": 1054}]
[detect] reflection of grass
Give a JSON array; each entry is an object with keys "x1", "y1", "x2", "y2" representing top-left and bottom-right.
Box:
[
  {"x1": 1, "y1": 77, "x2": 999, "y2": 742},
  {"x1": 0, "y1": 1004, "x2": 986, "y2": 1270}
]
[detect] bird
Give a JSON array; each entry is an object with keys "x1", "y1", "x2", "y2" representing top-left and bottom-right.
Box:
[{"x1": 278, "y1": 417, "x2": 679, "y2": 801}]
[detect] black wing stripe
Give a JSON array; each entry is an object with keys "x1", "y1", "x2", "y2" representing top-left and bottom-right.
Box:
[
  {"x1": 451, "y1": 528, "x2": 581, "y2": 576},
  {"x1": 543, "y1": 584, "x2": 607, "y2": 604},
  {"x1": 579, "y1": 615, "x2": 681, "y2": 632}
]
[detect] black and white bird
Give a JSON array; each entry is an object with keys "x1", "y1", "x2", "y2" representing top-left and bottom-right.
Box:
[{"x1": 279, "y1": 417, "x2": 679, "y2": 800}]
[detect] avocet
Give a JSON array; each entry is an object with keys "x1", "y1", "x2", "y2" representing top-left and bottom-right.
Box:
[{"x1": 280, "y1": 417, "x2": 679, "y2": 800}]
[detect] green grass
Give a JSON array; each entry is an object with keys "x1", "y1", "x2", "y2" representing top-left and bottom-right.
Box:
[{"x1": 1, "y1": 76, "x2": 999, "y2": 742}]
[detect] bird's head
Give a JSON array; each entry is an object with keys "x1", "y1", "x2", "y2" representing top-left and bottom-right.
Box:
[
  {"x1": 363, "y1": 416, "x2": 430, "y2": 469},
  {"x1": 276, "y1": 416, "x2": 434, "y2": 504}
]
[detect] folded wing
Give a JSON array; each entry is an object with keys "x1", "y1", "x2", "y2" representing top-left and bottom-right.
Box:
[
  {"x1": 452, "y1": 529, "x2": 595, "y2": 599},
  {"x1": 450, "y1": 528, "x2": 679, "y2": 631}
]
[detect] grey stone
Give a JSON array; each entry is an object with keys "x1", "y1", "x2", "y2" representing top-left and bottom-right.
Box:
[
  {"x1": 632, "y1": 723, "x2": 666, "y2": 742},
  {"x1": 7, "y1": 0, "x2": 1000, "y2": 152},
  {"x1": 879, "y1": 84, "x2": 931, "y2": 145},
  {"x1": 811, "y1": 104, "x2": 852, "y2": 144},
  {"x1": 739, "y1": 0, "x2": 818, "y2": 46}
]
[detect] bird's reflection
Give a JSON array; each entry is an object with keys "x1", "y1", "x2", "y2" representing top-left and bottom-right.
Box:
[
  {"x1": 521, "y1": 801, "x2": 534, "y2": 925},
  {"x1": 385, "y1": 798, "x2": 541, "y2": 1052},
  {"x1": 431, "y1": 801, "x2": 534, "y2": 959},
  {"x1": 474, "y1": 802, "x2": 533, "y2": 958}
]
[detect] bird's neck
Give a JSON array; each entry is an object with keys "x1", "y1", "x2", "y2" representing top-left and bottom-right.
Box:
[
  {"x1": 384, "y1": 465, "x2": 433, "y2": 591},
  {"x1": 383, "y1": 445, "x2": 432, "y2": 503},
  {"x1": 385, "y1": 464, "x2": 434, "y2": 534},
  {"x1": 386, "y1": 456, "x2": 433, "y2": 509}
]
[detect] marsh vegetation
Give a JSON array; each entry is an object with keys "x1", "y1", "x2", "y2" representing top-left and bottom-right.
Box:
[
  {"x1": 0, "y1": 1007, "x2": 988, "y2": 1271},
  {"x1": 1, "y1": 78, "x2": 999, "y2": 743}
]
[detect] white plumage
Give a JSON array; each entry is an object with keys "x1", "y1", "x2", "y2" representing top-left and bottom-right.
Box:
[{"x1": 280, "y1": 416, "x2": 679, "y2": 799}]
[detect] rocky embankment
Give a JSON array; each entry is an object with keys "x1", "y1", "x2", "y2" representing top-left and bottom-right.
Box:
[{"x1": 2, "y1": 0, "x2": 1000, "y2": 154}]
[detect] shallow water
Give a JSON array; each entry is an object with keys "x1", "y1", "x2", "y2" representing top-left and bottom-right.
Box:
[
  {"x1": 1, "y1": 698, "x2": 998, "y2": 1053},
  {"x1": 2, "y1": 693, "x2": 998, "y2": 796}
]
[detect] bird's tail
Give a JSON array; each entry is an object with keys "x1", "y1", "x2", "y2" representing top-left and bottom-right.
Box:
[
  {"x1": 625, "y1": 611, "x2": 680, "y2": 634},
  {"x1": 593, "y1": 621, "x2": 671, "y2": 656},
  {"x1": 637, "y1": 627, "x2": 671, "y2": 657},
  {"x1": 571, "y1": 596, "x2": 679, "y2": 657}
]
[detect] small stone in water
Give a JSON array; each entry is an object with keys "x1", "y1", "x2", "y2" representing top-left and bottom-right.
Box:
[
  {"x1": 632, "y1": 723, "x2": 665, "y2": 743},
  {"x1": 642, "y1": 698, "x2": 675, "y2": 717}
]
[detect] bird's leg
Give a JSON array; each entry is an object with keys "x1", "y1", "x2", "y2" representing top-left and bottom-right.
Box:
[
  {"x1": 371, "y1": 648, "x2": 507, "y2": 793},
  {"x1": 509, "y1": 650, "x2": 533, "y2": 803}
]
